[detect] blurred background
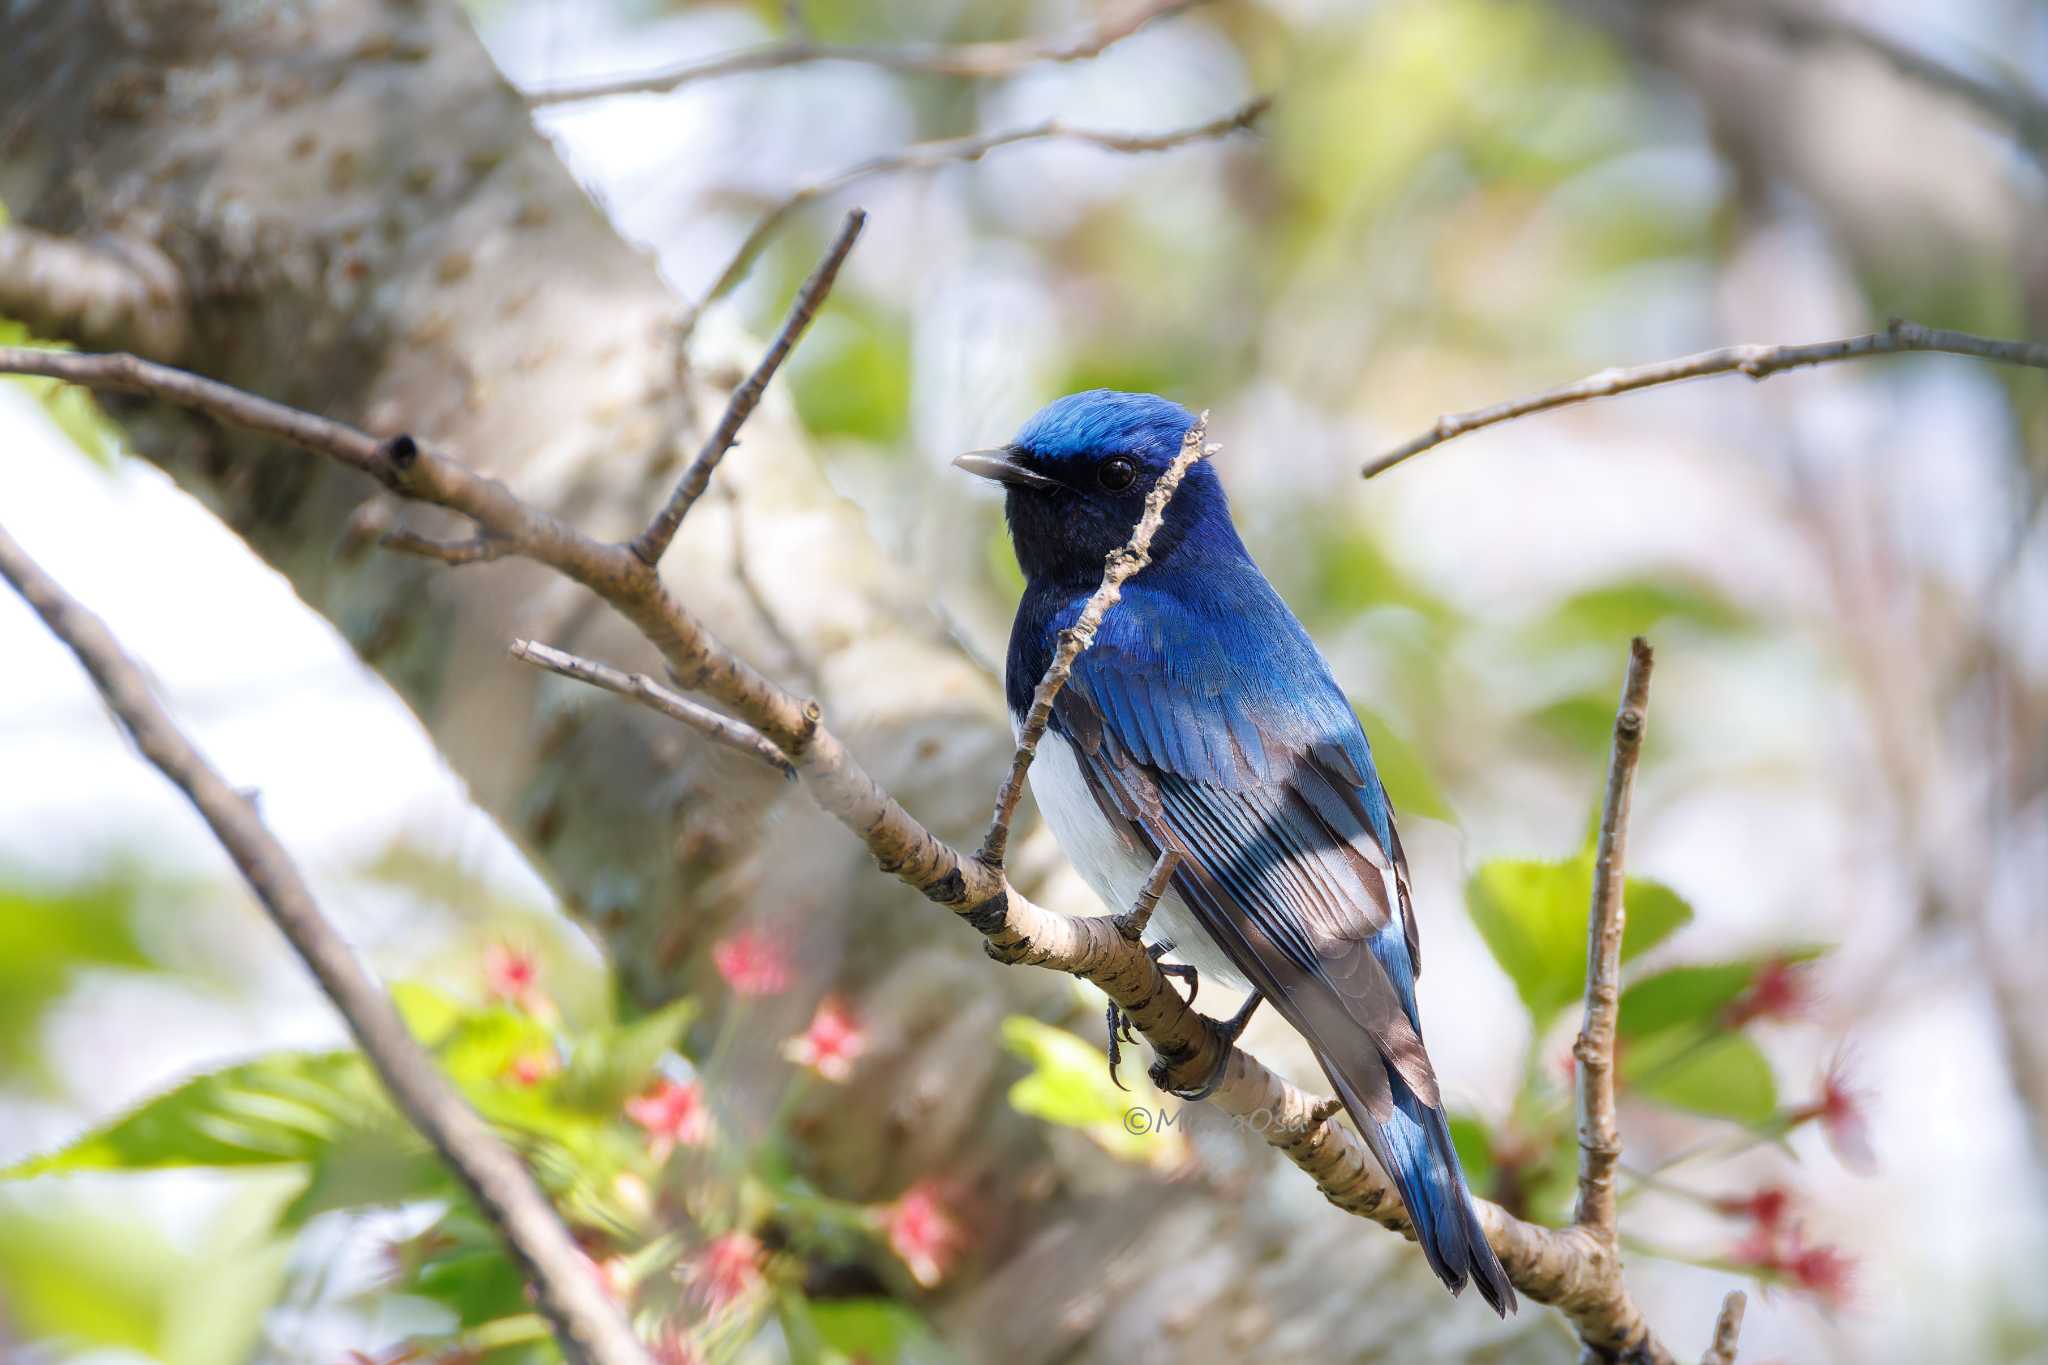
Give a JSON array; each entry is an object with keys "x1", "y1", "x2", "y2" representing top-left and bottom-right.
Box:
[{"x1": 2, "y1": 0, "x2": 2045, "y2": 1361}]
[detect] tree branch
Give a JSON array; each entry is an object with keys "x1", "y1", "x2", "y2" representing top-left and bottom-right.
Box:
[
  {"x1": 635, "y1": 209, "x2": 865, "y2": 565},
  {"x1": 976, "y1": 415, "x2": 1214, "y2": 868},
  {"x1": 0, "y1": 523, "x2": 651, "y2": 1365},
  {"x1": 509, "y1": 637, "x2": 796, "y2": 778},
  {"x1": 1700, "y1": 1290, "x2": 1748, "y2": 1365},
  {"x1": 680, "y1": 98, "x2": 1267, "y2": 334},
  {"x1": 1575, "y1": 640, "x2": 1653, "y2": 1241},
  {"x1": 526, "y1": 0, "x2": 1207, "y2": 106},
  {"x1": 0, "y1": 225, "x2": 189, "y2": 358},
  {"x1": 0, "y1": 345, "x2": 1701, "y2": 1360},
  {"x1": 1363, "y1": 318, "x2": 2048, "y2": 477}
]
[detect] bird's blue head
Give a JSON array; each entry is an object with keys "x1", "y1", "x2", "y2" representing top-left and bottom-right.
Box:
[{"x1": 954, "y1": 389, "x2": 1237, "y2": 586}]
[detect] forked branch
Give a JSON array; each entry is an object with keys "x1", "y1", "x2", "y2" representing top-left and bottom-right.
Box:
[{"x1": 1364, "y1": 318, "x2": 2048, "y2": 477}]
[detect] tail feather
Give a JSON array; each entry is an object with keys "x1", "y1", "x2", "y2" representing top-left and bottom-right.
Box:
[{"x1": 1328, "y1": 1064, "x2": 1517, "y2": 1316}]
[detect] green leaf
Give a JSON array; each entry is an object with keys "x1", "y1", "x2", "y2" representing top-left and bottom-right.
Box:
[
  {"x1": 1353, "y1": 704, "x2": 1453, "y2": 822},
  {"x1": 0, "y1": 325, "x2": 123, "y2": 466},
  {"x1": 789, "y1": 305, "x2": 910, "y2": 443},
  {"x1": 1307, "y1": 517, "x2": 1456, "y2": 625},
  {"x1": 0, "y1": 1183, "x2": 292, "y2": 1365},
  {"x1": 401, "y1": 1211, "x2": 536, "y2": 1329},
  {"x1": 1624, "y1": 1030, "x2": 1776, "y2": 1123},
  {"x1": 557, "y1": 998, "x2": 698, "y2": 1115},
  {"x1": 1527, "y1": 578, "x2": 1749, "y2": 651},
  {"x1": 1465, "y1": 855, "x2": 1692, "y2": 1022},
  {"x1": 1446, "y1": 1112, "x2": 1495, "y2": 1191},
  {"x1": 2, "y1": 1050, "x2": 377, "y2": 1177},
  {"x1": 1619, "y1": 948, "x2": 1827, "y2": 1041},
  {"x1": 1001, "y1": 1016, "x2": 1125, "y2": 1130},
  {"x1": 1000, "y1": 1016, "x2": 1157, "y2": 1163},
  {"x1": 0, "y1": 876, "x2": 158, "y2": 1087},
  {"x1": 1525, "y1": 691, "x2": 1627, "y2": 757},
  {"x1": 807, "y1": 1297, "x2": 932, "y2": 1363}
]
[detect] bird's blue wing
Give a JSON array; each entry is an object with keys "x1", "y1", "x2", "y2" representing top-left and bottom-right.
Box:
[{"x1": 1035, "y1": 571, "x2": 1438, "y2": 1117}]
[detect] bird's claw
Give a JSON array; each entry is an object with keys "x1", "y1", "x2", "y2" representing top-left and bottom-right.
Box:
[{"x1": 1152, "y1": 992, "x2": 1263, "y2": 1102}]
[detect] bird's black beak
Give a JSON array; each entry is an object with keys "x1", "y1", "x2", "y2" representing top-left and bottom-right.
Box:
[{"x1": 952, "y1": 447, "x2": 1062, "y2": 492}]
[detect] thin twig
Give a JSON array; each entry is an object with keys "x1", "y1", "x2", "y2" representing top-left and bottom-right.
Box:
[
  {"x1": 1574, "y1": 637, "x2": 1654, "y2": 1242},
  {"x1": 1363, "y1": 319, "x2": 2048, "y2": 477},
  {"x1": 635, "y1": 209, "x2": 866, "y2": 565},
  {"x1": 1700, "y1": 1289, "x2": 1747, "y2": 1365},
  {"x1": 681, "y1": 99, "x2": 1267, "y2": 334},
  {"x1": 382, "y1": 529, "x2": 513, "y2": 565},
  {"x1": 509, "y1": 638, "x2": 795, "y2": 778},
  {"x1": 528, "y1": 0, "x2": 1205, "y2": 105},
  {"x1": 975, "y1": 414, "x2": 1213, "y2": 868},
  {"x1": 1117, "y1": 849, "x2": 1182, "y2": 941},
  {"x1": 0, "y1": 347, "x2": 1688, "y2": 1359},
  {"x1": 0, "y1": 522, "x2": 651, "y2": 1365}
]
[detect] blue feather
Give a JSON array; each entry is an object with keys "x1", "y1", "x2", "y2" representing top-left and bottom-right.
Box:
[{"x1": 988, "y1": 390, "x2": 1515, "y2": 1315}]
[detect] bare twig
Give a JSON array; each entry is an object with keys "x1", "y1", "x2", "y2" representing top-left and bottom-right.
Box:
[
  {"x1": 527, "y1": 0, "x2": 1206, "y2": 106},
  {"x1": 1117, "y1": 848, "x2": 1182, "y2": 941},
  {"x1": 635, "y1": 209, "x2": 865, "y2": 565},
  {"x1": 0, "y1": 523, "x2": 651, "y2": 1365},
  {"x1": 1363, "y1": 319, "x2": 2048, "y2": 477},
  {"x1": 976, "y1": 415, "x2": 1213, "y2": 868},
  {"x1": 0, "y1": 226, "x2": 188, "y2": 358},
  {"x1": 0, "y1": 349, "x2": 1694, "y2": 1358},
  {"x1": 1700, "y1": 1289, "x2": 1747, "y2": 1365},
  {"x1": 682, "y1": 99, "x2": 1267, "y2": 333},
  {"x1": 509, "y1": 638, "x2": 795, "y2": 778},
  {"x1": 1574, "y1": 637, "x2": 1653, "y2": 1242},
  {"x1": 381, "y1": 529, "x2": 513, "y2": 565}
]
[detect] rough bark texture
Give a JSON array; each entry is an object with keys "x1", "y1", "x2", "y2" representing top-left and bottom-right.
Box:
[{"x1": 2, "y1": 3, "x2": 1542, "y2": 1359}]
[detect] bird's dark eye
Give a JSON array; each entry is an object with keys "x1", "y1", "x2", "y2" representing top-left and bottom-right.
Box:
[{"x1": 1097, "y1": 456, "x2": 1137, "y2": 491}]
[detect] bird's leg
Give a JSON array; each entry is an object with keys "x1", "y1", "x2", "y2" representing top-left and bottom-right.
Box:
[
  {"x1": 1153, "y1": 992, "x2": 1264, "y2": 1102},
  {"x1": 1147, "y1": 939, "x2": 1199, "y2": 1002},
  {"x1": 1106, "y1": 942, "x2": 1195, "y2": 1089}
]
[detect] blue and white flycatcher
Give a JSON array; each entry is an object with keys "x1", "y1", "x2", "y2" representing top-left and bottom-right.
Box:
[{"x1": 956, "y1": 389, "x2": 1514, "y2": 1314}]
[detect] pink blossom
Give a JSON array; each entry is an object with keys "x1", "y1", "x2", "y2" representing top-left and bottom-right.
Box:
[
  {"x1": 1790, "y1": 1052, "x2": 1875, "y2": 1173},
  {"x1": 505, "y1": 1050, "x2": 558, "y2": 1087},
  {"x1": 1734, "y1": 1222, "x2": 1856, "y2": 1309},
  {"x1": 483, "y1": 941, "x2": 543, "y2": 1009},
  {"x1": 1785, "y1": 1234, "x2": 1855, "y2": 1308},
  {"x1": 883, "y1": 1181, "x2": 964, "y2": 1288},
  {"x1": 712, "y1": 929, "x2": 791, "y2": 997},
  {"x1": 783, "y1": 996, "x2": 867, "y2": 1082},
  {"x1": 649, "y1": 1332, "x2": 701, "y2": 1365},
  {"x1": 683, "y1": 1232, "x2": 764, "y2": 1312},
  {"x1": 625, "y1": 1078, "x2": 712, "y2": 1158},
  {"x1": 1724, "y1": 956, "x2": 1811, "y2": 1028},
  {"x1": 1714, "y1": 1185, "x2": 1793, "y2": 1235}
]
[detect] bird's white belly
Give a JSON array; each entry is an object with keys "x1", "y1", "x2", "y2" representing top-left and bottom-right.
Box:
[{"x1": 1029, "y1": 728, "x2": 1249, "y2": 990}]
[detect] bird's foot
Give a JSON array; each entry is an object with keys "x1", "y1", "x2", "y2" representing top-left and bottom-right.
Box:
[
  {"x1": 1106, "y1": 943, "x2": 1199, "y2": 1090},
  {"x1": 1152, "y1": 992, "x2": 1263, "y2": 1102}
]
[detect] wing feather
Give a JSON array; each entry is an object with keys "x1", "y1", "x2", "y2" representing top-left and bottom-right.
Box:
[{"x1": 1043, "y1": 584, "x2": 1441, "y2": 1111}]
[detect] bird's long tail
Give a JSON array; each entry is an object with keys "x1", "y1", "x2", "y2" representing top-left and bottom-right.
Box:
[{"x1": 1327, "y1": 1063, "x2": 1517, "y2": 1316}]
